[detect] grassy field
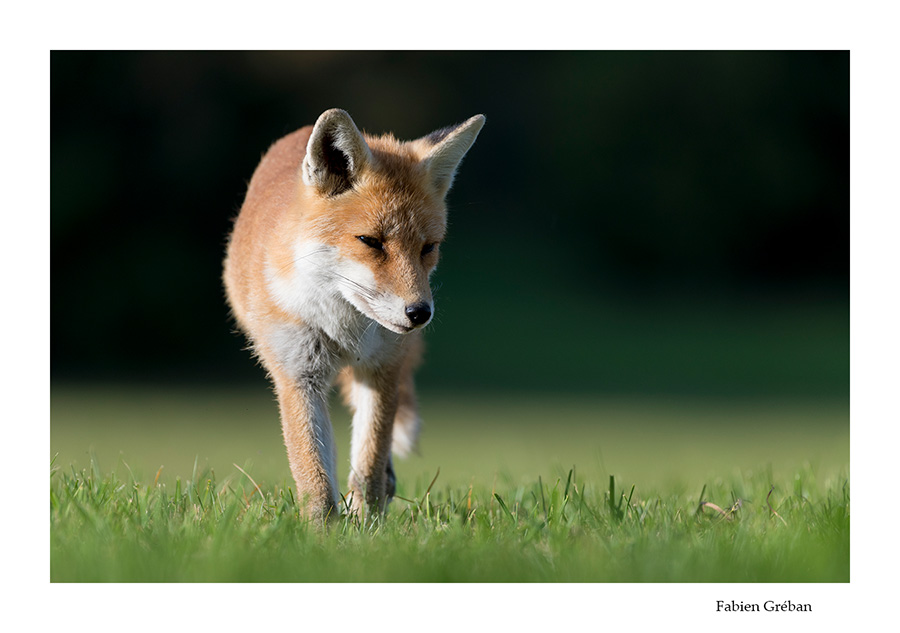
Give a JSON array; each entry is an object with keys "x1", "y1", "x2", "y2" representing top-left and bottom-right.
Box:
[{"x1": 50, "y1": 384, "x2": 849, "y2": 582}]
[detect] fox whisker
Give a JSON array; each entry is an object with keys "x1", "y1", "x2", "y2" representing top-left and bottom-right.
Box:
[
  {"x1": 360, "y1": 318, "x2": 378, "y2": 340},
  {"x1": 277, "y1": 247, "x2": 333, "y2": 276},
  {"x1": 334, "y1": 272, "x2": 379, "y2": 301}
]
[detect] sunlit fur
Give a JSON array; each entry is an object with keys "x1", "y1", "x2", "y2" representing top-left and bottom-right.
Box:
[{"x1": 224, "y1": 109, "x2": 484, "y2": 521}]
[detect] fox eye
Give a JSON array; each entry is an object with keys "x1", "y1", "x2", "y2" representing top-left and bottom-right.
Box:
[
  {"x1": 421, "y1": 243, "x2": 437, "y2": 257},
  {"x1": 357, "y1": 235, "x2": 384, "y2": 251}
]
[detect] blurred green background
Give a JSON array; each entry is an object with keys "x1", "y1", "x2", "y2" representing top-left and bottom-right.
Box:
[{"x1": 51, "y1": 51, "x2": 848, "y2": 487}]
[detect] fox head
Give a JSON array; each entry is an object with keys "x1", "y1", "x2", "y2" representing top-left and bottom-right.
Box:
[{"x1": 296, "y1": 109, "x2": 485, "y2": 335}]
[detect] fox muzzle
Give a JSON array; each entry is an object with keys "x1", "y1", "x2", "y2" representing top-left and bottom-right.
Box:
[{"x1": 405, "y1": 302, "x2": 432, "y2": 327}]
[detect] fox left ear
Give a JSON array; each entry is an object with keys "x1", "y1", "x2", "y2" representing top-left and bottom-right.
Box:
[{"x1": 419, "y1": 114, "x2": 485, "y2": 196}]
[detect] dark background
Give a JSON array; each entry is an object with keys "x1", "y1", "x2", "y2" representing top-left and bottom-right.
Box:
[{"x1": 51, "y1": 51, "x2": 848, "y2": 397}]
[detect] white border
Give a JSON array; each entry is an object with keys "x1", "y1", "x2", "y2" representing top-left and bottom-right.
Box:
[{"x1": 8, "y1": 0, "x2": 897, "y2": 630}]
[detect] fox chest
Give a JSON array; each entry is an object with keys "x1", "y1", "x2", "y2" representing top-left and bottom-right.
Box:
[
  {"x1": 263, "y1": 242, "x2": 404, "y2": 377},
  {"x1": 267, "y1": 319, "x2": 400, "y2": 383}
]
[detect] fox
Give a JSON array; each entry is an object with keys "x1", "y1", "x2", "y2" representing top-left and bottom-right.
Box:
[{"x1": 223, "y1": 108, "x2": 485, "y2": 522}]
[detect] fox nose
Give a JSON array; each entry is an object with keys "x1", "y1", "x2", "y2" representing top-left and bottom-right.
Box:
[{"x1": 405, "y1": 302, "x2": 432, "y2": 326}]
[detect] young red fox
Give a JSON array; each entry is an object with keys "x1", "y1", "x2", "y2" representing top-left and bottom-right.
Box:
[{"x1": 223, "y1": 109, "x2": 484, "y2": 521}]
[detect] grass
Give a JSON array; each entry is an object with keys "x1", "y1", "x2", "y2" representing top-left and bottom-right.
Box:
[
  {"x1": 50, "y1": 459, "x2": 849, "y2": 582},
  {"x1": 50, "y1": 385, "x2": 849, "y2": 582}
]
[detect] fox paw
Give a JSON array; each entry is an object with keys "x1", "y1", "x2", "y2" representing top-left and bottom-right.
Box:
[{"x1": 386, "y1": 461, "x2": 396, "y2": 500}]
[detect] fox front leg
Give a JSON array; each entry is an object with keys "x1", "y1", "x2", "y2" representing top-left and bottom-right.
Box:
[
  {"x1": 268, "y1": 364, "x2": 340, "y2": 522},
  {"x1": 347, "y1": 368, "x2": 400, "y2": 518}
]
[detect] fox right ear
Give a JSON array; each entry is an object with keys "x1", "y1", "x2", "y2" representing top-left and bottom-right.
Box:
[{"x1": 303, "y1": 109, "x2": 372, "y2": 196}]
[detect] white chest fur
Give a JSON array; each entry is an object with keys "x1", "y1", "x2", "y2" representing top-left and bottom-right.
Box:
[{"x1": 264, "y1": 240, "x2": 402, "y2": 378}]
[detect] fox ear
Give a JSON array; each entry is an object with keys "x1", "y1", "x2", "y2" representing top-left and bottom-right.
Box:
[
  {"x1": 420, "y1": 114, "x2": 485, "y2": 196},
  {"x1": 303, "y1": 109, "x2": 372, "y2": 196}
]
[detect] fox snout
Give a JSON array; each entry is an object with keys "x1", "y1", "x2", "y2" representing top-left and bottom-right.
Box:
[{"x1": 405, "y1": 301, "x2": 432, "y2": 327}]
